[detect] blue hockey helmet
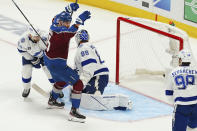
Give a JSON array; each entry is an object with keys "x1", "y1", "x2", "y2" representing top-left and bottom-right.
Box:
[
  {"x1": 75, "y1": 29, "x2": 90, "y2": 44},
  {"x1": 59, "y1": 12, "x2": 72, "y2": 22}
]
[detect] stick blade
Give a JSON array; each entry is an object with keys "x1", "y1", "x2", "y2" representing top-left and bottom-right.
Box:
[{"x1": 32, "y1": 83, "x2": 49, "y2": 98}]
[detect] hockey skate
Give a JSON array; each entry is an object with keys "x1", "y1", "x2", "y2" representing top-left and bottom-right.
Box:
[
  {"x1": 22, "y1": 88, "x2": 31, "y2": 98},
  {"x1": 68, "y1": 107, "x2": 86, "y2": 123},
  {"x1": 48, "y1": 93, "x2": 65, "y2": 109}
]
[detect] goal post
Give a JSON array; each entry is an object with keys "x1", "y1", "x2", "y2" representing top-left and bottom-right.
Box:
[{"x1": 116, "y1": 17, "x2": 184, "y2": 85}]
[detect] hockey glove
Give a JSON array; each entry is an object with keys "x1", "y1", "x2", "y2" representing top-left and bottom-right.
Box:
[
  {"x1": 75, "y1": 11, "x2": 91, "y2": 25},
  {"x1": 31, "y1": 57, "x2": 41, "y2": 69},
  {"x1": 65, "y1": 3, "x2": 79, "y2": 13}
]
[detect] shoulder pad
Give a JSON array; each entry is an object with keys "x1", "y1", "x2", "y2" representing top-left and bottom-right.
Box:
[{"x1": 20, "y1": 38, "x2": 25, "y2": 43}]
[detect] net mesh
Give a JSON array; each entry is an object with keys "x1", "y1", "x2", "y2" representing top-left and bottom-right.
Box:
[{"x1": 118, "y1": 17, "x2": 182, "y2": 81}]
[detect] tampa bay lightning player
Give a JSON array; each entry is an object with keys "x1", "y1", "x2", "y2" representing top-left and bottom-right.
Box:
[
  {"x1": 17, "y1": 27, "x2": 54, "y2": 98},
  {"x1": 74, "y1": 30, "x2": 132, "y2": 111},
  {"x1": 165, "y1": 49, "x2": 197, "y2": 131}
]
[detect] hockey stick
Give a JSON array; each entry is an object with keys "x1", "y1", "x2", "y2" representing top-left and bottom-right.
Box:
[
  {"x1": 11, "y1": 0, "x2": 47, "y2": 46},
  {"x1": 32, "y1": 83, "x2": 49, "y2": 98},
  {"x1": 135, "y1": 68, "x2": 165, "y2": 76},
  {"x1": 71, "y1": 0, "x2": 78, "y2": 16}
]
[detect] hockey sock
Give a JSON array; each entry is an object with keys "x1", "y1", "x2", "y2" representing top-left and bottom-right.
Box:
[
  {"x1": 52, "y1": 81, "x2": 66, "y2": 99},
  {"x1": 51, "y1": 90, "x2": 59, "y2": 99},
  {"x1": 71, "y1": 80, "x2": 83, "y2": 108},
  {"x1": 71, "y1": 98, "x2": 81, "y2": 108}
]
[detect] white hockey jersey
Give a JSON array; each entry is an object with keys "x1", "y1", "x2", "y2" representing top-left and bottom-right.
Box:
[
  {"x1": 74, "y1": 43, "x2": 109, "y2": 85},
  {"x1": 17, "y1": 33, "x2": 48, "y2": 60},
  {"x1": 165, "y1": 65, "x2": 197, "y2": 105}
]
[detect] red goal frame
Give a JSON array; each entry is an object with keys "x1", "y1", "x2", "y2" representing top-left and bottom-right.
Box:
[{"x1": 116, "y1": 17, "x2": 184, "y2": 84}]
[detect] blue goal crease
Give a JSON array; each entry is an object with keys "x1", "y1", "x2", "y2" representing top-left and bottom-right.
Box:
[{"x1": 62, "y1": 83, "x2": 173, "y2": 122}]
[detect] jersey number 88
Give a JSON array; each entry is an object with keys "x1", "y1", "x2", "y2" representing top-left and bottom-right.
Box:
[{"x1": 174, "y1": 75, "x2": 195, "y2": 89}]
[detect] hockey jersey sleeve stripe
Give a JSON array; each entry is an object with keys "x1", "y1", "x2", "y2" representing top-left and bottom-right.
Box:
[
  {"x1": 81, "y1": 58, "x2": 97, "y2": 67},
  {"x1": 17, "y1": 48, "x2": 26, "y2": 53},
  {"x1": 165, "y1": 90, "x2": 174, "y2": 96},
  {"x1": 175, "y1": 96, "x2": 197, "y2": 102},
  {"x1": 94, "y1": 68, "x2": 109, "y2": 75}
]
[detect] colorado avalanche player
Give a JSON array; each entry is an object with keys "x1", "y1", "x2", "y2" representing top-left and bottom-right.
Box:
[
  {"x1": 74, "y1": 30, "x2": 132, "y2": 111},
  {"x1": 17, "y1": 27, "x2": 54, "y2": 98},
  {"x1": 165, "y1": 49, "x2": 197, "y2": 131},
  {"x1": 43, "y1": 3, "x2": 91, "y2": 122}
]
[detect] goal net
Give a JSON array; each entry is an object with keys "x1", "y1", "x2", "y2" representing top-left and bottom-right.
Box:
[{"x1": 116, "y1": 17, "x2": 194, "y2": 84}]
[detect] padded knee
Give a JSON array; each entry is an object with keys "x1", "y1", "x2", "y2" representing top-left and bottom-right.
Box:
[
  {"x1": 73, "y1": 80, "x2": 83, "y2": 94},
  {"x1": 54, "y1": 81, "x2": 66, "y2": 90}
]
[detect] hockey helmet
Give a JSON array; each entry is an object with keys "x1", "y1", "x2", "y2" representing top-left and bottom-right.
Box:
[
  {"x1": 59, "y1": 12, "x2": 72, "y2": 22},
  {"x1": 28, "y1": 26, "x2": 42, "y2": 37},
  {"x1": 178, "y1": 49, "x2": 192, "y2": 63},
  {"x1": 75, "y1": 29, "x2": 90, "y2": 44}
]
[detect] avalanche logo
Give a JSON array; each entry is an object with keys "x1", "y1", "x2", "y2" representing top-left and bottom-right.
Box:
[{"x1": 153, "y1": 0, "x2": 171, "y2": 11}]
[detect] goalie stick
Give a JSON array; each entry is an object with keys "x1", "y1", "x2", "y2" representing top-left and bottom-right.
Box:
[{"x1": 32, "y1": 83, "x2": 49, "y2": 98}]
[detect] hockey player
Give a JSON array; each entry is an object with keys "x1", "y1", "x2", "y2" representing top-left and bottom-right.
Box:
[
  {"x1": 165, "y1": 49, "x2": 197, "y2": 131},
  {"x1": 43, "y1": 3, "x2": 91, "y2": 122},
  {"x1": 17, "y1": 27, "x2": 54, "y2": 98},
  {"x1": 74, "y1": 29, "x2": 132, "y2": 111}
]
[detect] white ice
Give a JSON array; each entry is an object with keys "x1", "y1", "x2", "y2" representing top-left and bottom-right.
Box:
[{"x1": 0, "y1": 0, "x2": 197, "y2": 131}]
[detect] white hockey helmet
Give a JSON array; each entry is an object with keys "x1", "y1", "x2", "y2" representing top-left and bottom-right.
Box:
[
  {"x1": 28, "y1": 26, "x2": 42, "y2": 37},
  {"x1": 178, "y1": 49, "x2": 192, "y2": 63}
]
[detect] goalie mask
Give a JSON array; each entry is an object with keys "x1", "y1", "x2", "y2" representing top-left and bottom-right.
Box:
[
  {"x1": 178, "y1": 49, "x2": 192, "y2": 63},
  {"x1": 75, "y1": 29, "x2": 90, "y2": 45}
]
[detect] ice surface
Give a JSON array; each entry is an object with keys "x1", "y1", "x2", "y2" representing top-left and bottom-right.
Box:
[{"x1": 0, "y1": 0, "x2": 197, "y2": 131}]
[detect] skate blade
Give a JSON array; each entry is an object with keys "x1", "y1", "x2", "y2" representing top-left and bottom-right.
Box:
[
  {"x1": 68, "y1": 115, "x2": 85, "y2": 123},
  {"x1": 47, "y1": 104, "x2": 64, "y2": 109}
]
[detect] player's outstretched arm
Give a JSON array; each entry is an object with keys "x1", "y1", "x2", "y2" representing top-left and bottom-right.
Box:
[
  {"x1": 75, "y1": 11, "x2": 91, "y2": 26},
  {"x1": 65, "y1": 3, "x2": 79, "y2": 14}
]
